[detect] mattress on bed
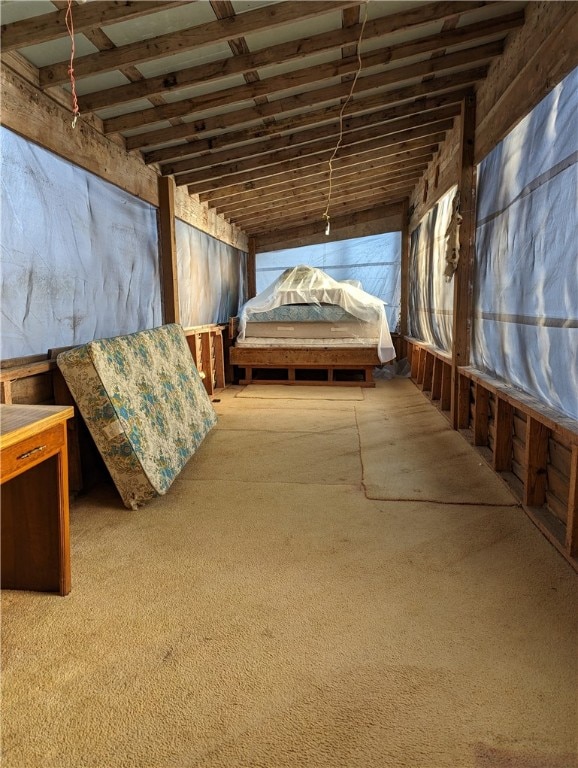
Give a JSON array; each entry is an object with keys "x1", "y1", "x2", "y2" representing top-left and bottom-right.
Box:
[
  {"x1": 234, "y1": 337, "x2": 379, "y2": 348},
  {"x1": 244, "y1": 320, "x2": 380, "y2": 339},
  {"x1": 57, "y1": 324, "x2": 217, "y2": 509},
  {"x1": 238, "y1": 267, "x2": 395, "y2": 364},
  {"x1": 247, "y1": 304, "x2": 358, "y2": 323}
]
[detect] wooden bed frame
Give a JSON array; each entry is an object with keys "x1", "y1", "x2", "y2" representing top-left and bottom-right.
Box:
[{"x1": 229, "y1": 346, "x2": 382, "y2": 387}]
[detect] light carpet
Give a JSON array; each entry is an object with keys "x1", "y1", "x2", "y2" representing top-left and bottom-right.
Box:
[
  {"x1": 235, "y1": 384, "x2": 364, "y2": 400},
  {"x1": 356, "y1": 379, "x2": 517, "y2": 505},
  {"x1": 2, "y1": 380, "x2": 576, "y2": 768},
  {"x1": 213, "y1": 405, "x2": 356, "y2": 434}
]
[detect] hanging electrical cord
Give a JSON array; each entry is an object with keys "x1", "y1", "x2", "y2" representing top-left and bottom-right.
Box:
[
  {"x1": 65, "y1": 0, "x2": 80, "y2": 128},
  {"x1": 322, "y1": 0, "x2": 370, "y2": 236}
]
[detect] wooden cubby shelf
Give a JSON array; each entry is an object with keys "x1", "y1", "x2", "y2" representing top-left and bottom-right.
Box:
[{"x1": 406, "y1": 337, "x2": 578, "y2": 572}]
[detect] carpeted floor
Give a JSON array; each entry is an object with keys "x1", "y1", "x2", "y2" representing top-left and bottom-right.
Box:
[
  {"x1": 235, "y1": 384, "x2": 364, "y2": 400},
  {"x1": 2, "y1": 380, "x2": 577, "y2": 768}
]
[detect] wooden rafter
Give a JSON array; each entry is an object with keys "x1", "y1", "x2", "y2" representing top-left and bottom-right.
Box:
[
  {"x1": 106, "y1": 40, "x2": 502, "y2": 135},
  {"x1": 171, "y1": 117, "x2": 455, "y2": 187},
  {"x1": 144, "y1": 88, "x2": 467, "y2": 166},
  {"x1": 38, "y1": 1, "x2": 358, "y2": 87},
  {"x1": 0, "y1": 0, "x2": 531, "y2": 235},
  {"x1": 228, "y1": 173, "x2": 423, "y2": 226},
  {"x1": 162, "y1": 104, "x2": 460, "y2": 177},
  {"x1": 125, "y1": 61, "x2": 488, "y2": 152},
  {"x1": 215, "y1": 154, "x2": 433, "y2": 216},
  {"x1": 77, "y1": 0, "x2": 501, "y2": 113},
  {"x1": 0, "y1": 1, "x2": 188, "y2": 52},
  {"x1": 195, "y1": 139, "x2": 442, "y2": 201}
]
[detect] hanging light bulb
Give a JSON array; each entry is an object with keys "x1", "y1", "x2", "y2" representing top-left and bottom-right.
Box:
[{"x1": 325, "y1": 217, "x2": 331, "y2": 236}]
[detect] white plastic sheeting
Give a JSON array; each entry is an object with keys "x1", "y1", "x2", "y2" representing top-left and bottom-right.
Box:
[
  {"x1": 256, "y1": 233, "x2": 401, "y2": 331},
  {"x1": 473, "y1": 67, "x2": 578, "y2": 420},
  {"x1": 408, "y1": 186, "x2": 457, "y2": 353},
  {"x1": 238, "y1": 265, "x2": 395, "y2": 363},
  {"x1": 0, "y1": 128, "x2": 161, "y2": 359},
  {"x1": 176, "y1": 219, "x2": 247, "y2": 327}
]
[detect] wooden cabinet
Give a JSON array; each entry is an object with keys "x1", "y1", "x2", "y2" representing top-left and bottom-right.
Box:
[{"x1": 1, "y1": 404, "x2": 74, "y2": 596}]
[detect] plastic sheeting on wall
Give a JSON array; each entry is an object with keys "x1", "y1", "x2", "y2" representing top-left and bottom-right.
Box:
[
  {"x1": 0, "y1": 128, "x2": 161, "y2": 359},
  {"x1": 473, "y1": 67, "x2": 578, "y2": 420},
  {"x1": 256, "y1": 233, "x2": 401, "y2": 331},
  {"x1": 176, "y1": 219, "x2": 247, "y2": 327},
  {"x1": 408, "y1": 186, "x2": 456, "y2": 353}
]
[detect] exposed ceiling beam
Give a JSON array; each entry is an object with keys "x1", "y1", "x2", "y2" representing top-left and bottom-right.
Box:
[
  {"x1": 214, "y1": 165, "x2": 424, "y2": 219},
  {"x1": 38, "y1": 1, "x2": 358, "y2": 87},
  {"x1": 77, "y1": 2, "x2": 515, "y2": 113},
  {"x1": 216, "y1": 156, "x2": 432, "y2": 216},
  {"x1": 228, "y1": 173, "x2": 423, "y2": 228},
  {"x1": 144, "y1": 88, "x2": 467, "y2": 165},
  {"x1": 162, "y1": 103, "x2": 460, "y2": 176},
  {"x1": 104, "y1": 39, "x2": 502, "y2": 134},
  {"x1": 125, "y1": 62, "x2": 487, "y2": 152},
  {"x1": 250, "y1": 200, "x2": 404, "y2": 240},
  {"x1": 0, "y1": 1, "x2": 188, "y2": 52},
  {"x1": 171, "y1": 117, "x2": 454, "y2": 187},
  {"x1": 195, "y1": 139, "x2": 442, "y2": 201},
  {"x1": 180, "y1": 124, "x2": 448, "y2": 191}
]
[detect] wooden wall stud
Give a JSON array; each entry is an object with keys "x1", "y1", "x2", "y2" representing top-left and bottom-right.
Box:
[
  {"x1": 523, "y1": 416, "x2": 550, "y2": 507},
  {"x1": 473, "y1": 383, "x2": 490, "y2": 446},
  {"x1": 493, "y1": 397, "x2": 514, "y2": 472},
  {"x1": 565, "y1": 445, "x2": 578, "y2": 557}
]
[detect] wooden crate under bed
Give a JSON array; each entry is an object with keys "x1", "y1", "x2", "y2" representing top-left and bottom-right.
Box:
[{"x1": 229, "y1": 346, "x2": 381, "y2": 387}]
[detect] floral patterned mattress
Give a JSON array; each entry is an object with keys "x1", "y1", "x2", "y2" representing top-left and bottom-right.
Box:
[{"x1": 57, "y1": 324, "x2": 217, "y2": 509}]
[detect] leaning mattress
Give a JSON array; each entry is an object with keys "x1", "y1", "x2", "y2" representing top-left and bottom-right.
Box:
[{"x1": 57, "y1": 324, "x2": 217, "y2": 509}]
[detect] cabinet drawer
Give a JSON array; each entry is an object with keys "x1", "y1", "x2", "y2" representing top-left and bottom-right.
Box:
[{"x1": 1, "y1": 424, "x2": 64, "y2": 482}]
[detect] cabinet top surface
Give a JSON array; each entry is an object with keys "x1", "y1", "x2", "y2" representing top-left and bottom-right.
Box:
[{"x1": 0, "y1": 404, "x2": 74, "y2": 447}]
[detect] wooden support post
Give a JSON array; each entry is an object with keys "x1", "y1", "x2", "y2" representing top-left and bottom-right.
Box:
[
  {"x1": 493, "y1": 397, "x2": 514, "y2": 472},
  {"x1": 200, "y1": 332, "x2": 213, "y2": 395},
  {"x1": 457, "y1": 373, "x2": 470, "y2": 429},
  {"x1": 410, "y1": 344, "x2": 419, "y2": 379},
  {"x1": 523, "y1": 417, "x2": 550, "y2": 507},
  {"x1": 422, "y1": 352, "x2": 434, "y2": 393},
  {"x1": 157, "y1": 175, "x2": 180, "y2": 324},
  {"x1": 417, "y1": 348, "x2": 426, "y2": 386},
  {"x1": 1, "y1": 379, "x2": 12, "y2": 404},
  {"x1": 212, "y1": 331, "x2": 225, "y2": 390},
  {"x1": 473, "y1": 383, "x2": 490, "y2": 446},
  {"x1": 451, "y1": 91, "x2": 477, "y2": 429},
  {"x1": 195, "y1": 334, "x2": 203, "y2": 370},
  {"x1": 440, "y1": 362, "x2": 452, "y2": 411},
  {"x1": 52, "y1": 368, "x2": 83, "y2": 493},
  {"x1": 400, "y1": 198, "x2": 410, "y2": 338},
  {"x1": 431, "y1": 357, "x2": 443, "y2": 401},
  {"x1": 566, "y1": 445, "x2": 578, "y2": 557},
  {"x1": 186, "y1": 333, "x2": 201, "y2": 371},
  {"x1": 247, "y1": 236, "x2": 257, "y2": 299}
]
